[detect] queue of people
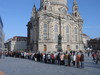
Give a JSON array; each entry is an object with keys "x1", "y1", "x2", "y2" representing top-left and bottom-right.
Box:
[{"x1": 4, "y1": 51, "x2": 85, "y2": 68}]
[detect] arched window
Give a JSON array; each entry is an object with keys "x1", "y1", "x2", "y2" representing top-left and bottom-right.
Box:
[
  {"x1": 66, "y1": 26, "x2": 70, "y2": 42},
  {"x1": 54, "y1": 25, "x2": 58, "y2": 41},
  {"x1": 43, "y1": 24, "x2": 48, "y2": 40},
  {"x1": 75, "y1": 27, "x2": 78, "y2": 42}
]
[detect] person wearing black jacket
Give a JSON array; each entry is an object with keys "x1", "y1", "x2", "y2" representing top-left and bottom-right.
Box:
[
  {"x1": 68, "y1": 53, "x2": 71, "y2": 66},
  {"x1": 80, "y1": 52, "x2": 84, "y2": 68}
]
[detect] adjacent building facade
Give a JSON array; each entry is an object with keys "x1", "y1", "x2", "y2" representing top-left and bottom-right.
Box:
[
  {"x1": 0, "y1": 16, "x2": 4, "y2": 51},
  {"x1": 82, "y1": 33, "x2": 90, "y2": 49},
  {"x1": 87, "y1": 38, "x2": 100, "y2": 51},
  {"x1": 5, "y1": 36, "x2": 27, "y2": 51},
  {"x1": 27, "y1": 0, "x2": 84, "y2": 53}
]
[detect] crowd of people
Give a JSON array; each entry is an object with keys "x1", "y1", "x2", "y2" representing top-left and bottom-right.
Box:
[
  {"x1": 3, "y1": 51, "x2": 85, "y2": 68},
  {"x1": 91, "y1": 51, "x2": 100, "y2": 64},
  {"x1": 1, "y1": 50, "x2": 100, "y2": 68}
]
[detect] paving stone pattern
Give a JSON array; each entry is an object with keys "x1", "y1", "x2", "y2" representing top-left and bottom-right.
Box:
[{"x1": 0, "y1": 56, "x2": 100, "y2": 75}]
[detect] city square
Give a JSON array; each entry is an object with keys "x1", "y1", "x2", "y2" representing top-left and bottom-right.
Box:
[{"x1": 0, "y1": 55, "x2": 100, "y2": 75}]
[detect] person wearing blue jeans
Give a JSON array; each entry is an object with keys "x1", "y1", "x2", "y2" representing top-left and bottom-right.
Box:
[{"x1": 80, "y1": 52, "x2": 84, "y2": 68}]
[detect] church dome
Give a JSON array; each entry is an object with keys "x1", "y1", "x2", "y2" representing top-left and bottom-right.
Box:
[
  {"x1": 40, "y1": 0, "x2": 68, "y2": 14},
  {"x1": 50, "y1": 0, "x2": 67, "y2": 6}
]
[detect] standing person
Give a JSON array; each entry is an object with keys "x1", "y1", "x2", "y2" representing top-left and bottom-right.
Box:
[
  {"x1": 76, "y1": 53, "x2": 80, "y2": 68},
  {"x1": 64, "y1": 52, "x2": 68, "y2": 66},
  {"x1": 57, "y1": 53, "x2": 60, "y2": 65},
  {"x1": 68, "y1": 53, "x2": 71, "y2": 66},
  {"x1": 37, "y1": 52, "x2": 41, "y2": 62},
  {"x1": 72, "y1": 52, "x2": 76, "y2": 66},
  {"x1": 43, "y1": 53, "x2": 45, "y2": 62},
  {"x1": 60, "y1": 53, "x2": 64, "y2": 65},
  {"x1": 54, "y1": 53, "x2": 57, "y2": 64},
  {"x1": 92, "y1": 52, "x2": 96, "y2": 61},
  {"x1": 88, "y1": 52, "x2": 90, "y2": 57},
  {"x1": 40, "y1": 53, "x2": 43, "y2": 62},
  {"x1": 21, "y1": 52, "x2": 24, "y2": 58},
  {"x1": 80, "y1": 52, "x2": 84, "y2": 68},
  {"x1": 44, "y1": 53, "x2": 47, "y2": 63},
  {"x1": 51, "y1": 53, "x2": 54, "y2": 64},
  {"x1": 24, "y1": 52, "x2": 26, "y2": 58},
  {"x1": 34, "y1": 53, "x2": 38, "y2": 61},
  {"x1": 96, "y1": 51, "x2": 100, "y2": 64},
  {"x1": 47, "y1": 54, "x2": 51, "y2": 64},
  {"x1": 31, "y1": 53, "x2": 35, "y2": 60}
]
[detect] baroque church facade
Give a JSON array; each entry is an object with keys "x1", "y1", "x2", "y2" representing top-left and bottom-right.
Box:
[{"x1": 27, "y1": 0, "x2": 84, "y2": 53}]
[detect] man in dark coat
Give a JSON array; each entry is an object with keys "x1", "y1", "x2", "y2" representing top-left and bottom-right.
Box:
[
  {"x1": 68, "y1": 53, "x2": 71, "y2": 66},
  {"x1": 80, "y1": 52, "x2": 84, "y2": 68}
]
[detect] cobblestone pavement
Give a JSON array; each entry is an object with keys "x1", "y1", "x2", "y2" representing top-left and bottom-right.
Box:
[{"x1": 0, "y1": 56, "x2": 100, "y2": 75}]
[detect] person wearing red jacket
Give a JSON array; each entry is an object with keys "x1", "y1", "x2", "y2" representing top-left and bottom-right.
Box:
[{"x1": 76, "y1": 53, "x2": 80, "y2": 68}]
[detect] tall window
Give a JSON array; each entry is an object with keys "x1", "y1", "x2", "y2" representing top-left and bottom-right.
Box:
[
  {"x1": 54, "y1": 25, "x2": 58, "y2": 41},
  {"x1": 75, "y1": 27, "x2": 78, "y2": 42},
  {"x1": 43, "y1": 24, "x2": 48, "y2": 32},
  {"x1": 66, "y1": 26, "x2": 70, "y2": 42},
  {"x1": 43, "y1": 24, "x2": 48, "y2": 40}
]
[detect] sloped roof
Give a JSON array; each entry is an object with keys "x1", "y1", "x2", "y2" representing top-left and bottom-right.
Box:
[{"x1": 82, "y1": 33, "x2": 89, "y2": 37}]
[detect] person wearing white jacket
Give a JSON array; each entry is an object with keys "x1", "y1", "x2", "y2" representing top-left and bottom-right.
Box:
[{"x1": 72, "y1": 52, "x2": 76, "y2": 66}]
